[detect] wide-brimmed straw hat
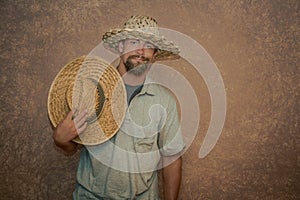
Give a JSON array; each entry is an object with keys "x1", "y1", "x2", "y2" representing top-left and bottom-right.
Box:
[
  {"x1": 48, "y1": 56, "x2": 126, "y2": 145},
  {"x1": 102, "y1": 15, "x2": 180, "y2": 60}
]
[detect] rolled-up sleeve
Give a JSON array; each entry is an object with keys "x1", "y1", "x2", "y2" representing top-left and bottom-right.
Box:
[{"x1": 158, "y1": 96, "x2": 185, "y2": 156}]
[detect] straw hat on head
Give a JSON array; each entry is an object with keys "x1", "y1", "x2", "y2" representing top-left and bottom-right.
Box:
[
  {"x1": 48, "y1": 56, "x2": 126, "y2": 145},
  {"x1": 102, "y1": 15, "x2": 180, "y2": 60}
]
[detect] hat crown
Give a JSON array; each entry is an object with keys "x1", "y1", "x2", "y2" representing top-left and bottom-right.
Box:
[
  {"x1": 123, "y1": 15, "x2": 159, "y2": 35},
  {"x1": 102, "y1": 15, "x2": 180, "y2": 60}
]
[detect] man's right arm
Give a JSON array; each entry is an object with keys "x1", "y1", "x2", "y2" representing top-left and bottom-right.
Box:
[{"x1": 53, "y1": 109, "x2": 88, "y2": 154}]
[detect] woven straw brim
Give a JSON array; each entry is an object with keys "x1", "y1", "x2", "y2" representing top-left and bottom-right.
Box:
[
  {"x1": 103, "y1": 28, "x2": 180, "y2": 60},
  {"x1": 47, "y1": 56, "x2": 126, "y2": 145}
]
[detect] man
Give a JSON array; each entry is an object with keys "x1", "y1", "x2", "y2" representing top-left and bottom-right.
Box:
[{"x1": 53, "y1": 15, "x2": 185, "y2": 199}]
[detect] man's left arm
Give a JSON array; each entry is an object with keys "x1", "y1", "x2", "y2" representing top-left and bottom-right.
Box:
[
  {"x1": 159, "y1": 93, "x2": 185, "y2": 199},
  {"x1": 162, "y1": 156, "x2": 182, "y2": 200}
]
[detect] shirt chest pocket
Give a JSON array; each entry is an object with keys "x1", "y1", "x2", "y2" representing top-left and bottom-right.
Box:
[{"x1": 134, "y1": 135, "x2": 158, "y2": 153}]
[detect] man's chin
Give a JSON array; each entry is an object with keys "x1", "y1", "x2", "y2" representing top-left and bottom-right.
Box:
[
  {"x1": 127, "y1": 64, "x2": 148, "y2": 76},
  {"x1": 124, "y1": 58, "x2": 151, "y2": 76}
]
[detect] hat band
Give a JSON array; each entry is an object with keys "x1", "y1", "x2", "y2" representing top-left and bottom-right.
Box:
[{"x1": 66, "y1": 78, "x2": 107, "y2": 124}]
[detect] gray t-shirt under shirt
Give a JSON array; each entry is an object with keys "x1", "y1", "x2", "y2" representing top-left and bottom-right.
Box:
[{"x1": 125, "y1": 84, "x2": 143, "y2": 104}]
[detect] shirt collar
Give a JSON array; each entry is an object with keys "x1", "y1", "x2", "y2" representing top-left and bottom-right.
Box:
[{"x1": 138, "y1": 76, "x2": 156, "y2": 96}]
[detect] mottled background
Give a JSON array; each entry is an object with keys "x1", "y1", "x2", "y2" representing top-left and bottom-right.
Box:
[{"x1": 0, "y1": 0, "x2": 299, "y2": 199}]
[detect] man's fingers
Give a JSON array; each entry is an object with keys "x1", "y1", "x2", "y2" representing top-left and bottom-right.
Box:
[
  {"x1": 74, "y1": 114, "x2": 88, "y2": 130},
  {"x1": 66, "y1": 110, "x2": 74, "y2": 120},
  {"x1": 76, "y1": 122, "x2": 88, "y2": 135},
  {"x1": 73, "y1": 109, "x2": 88, "y2": 124},
  {"x1": 66, "y1": 109, "x2": 78, "y2": 121},
  {"x1": 73, "y1": 110, "x2": 88, "y2": 135},
  {"x1": 72, "y1": 109, "x2": 78, "y2": 117}
]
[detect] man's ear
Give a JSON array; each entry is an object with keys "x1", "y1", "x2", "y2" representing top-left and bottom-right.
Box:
[{"x1": 118, "y1": 41, "x2": 124, "y2": 54}]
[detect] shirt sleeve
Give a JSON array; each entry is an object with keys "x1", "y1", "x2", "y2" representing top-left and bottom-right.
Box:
[{"x1": 158, "y1": 95, "x2": 185, "y2": 156}]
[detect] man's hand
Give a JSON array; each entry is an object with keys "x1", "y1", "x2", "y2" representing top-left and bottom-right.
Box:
[{"x1": 53, "y1": 109, "x2": 88, "y2": 154}]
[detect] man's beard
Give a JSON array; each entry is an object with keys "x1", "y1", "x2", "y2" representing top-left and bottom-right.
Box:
[{"x1": 124, "y1": 55, "x2": 151, "y2": 76}]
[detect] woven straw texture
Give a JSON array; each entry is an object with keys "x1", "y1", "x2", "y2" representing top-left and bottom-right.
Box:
[
  {"x1": 48, "y1": 56, "x2": 126, "y2": 145},
  {"x1": 102, "y1": 15, "x2": 180, "y2": 60}
]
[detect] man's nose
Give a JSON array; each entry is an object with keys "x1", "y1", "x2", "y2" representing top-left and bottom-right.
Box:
[
  {"x1": 135, "y1": 42, "x2": 146, "y2": 54},
  {"x1": 136, "y1": 47, "x2": 144, "y2": 54}
]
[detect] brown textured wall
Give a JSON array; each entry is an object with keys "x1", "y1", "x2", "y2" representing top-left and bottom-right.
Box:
[{"x1": 0, "y1": 0, "x2": 299, "y2": 199}]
